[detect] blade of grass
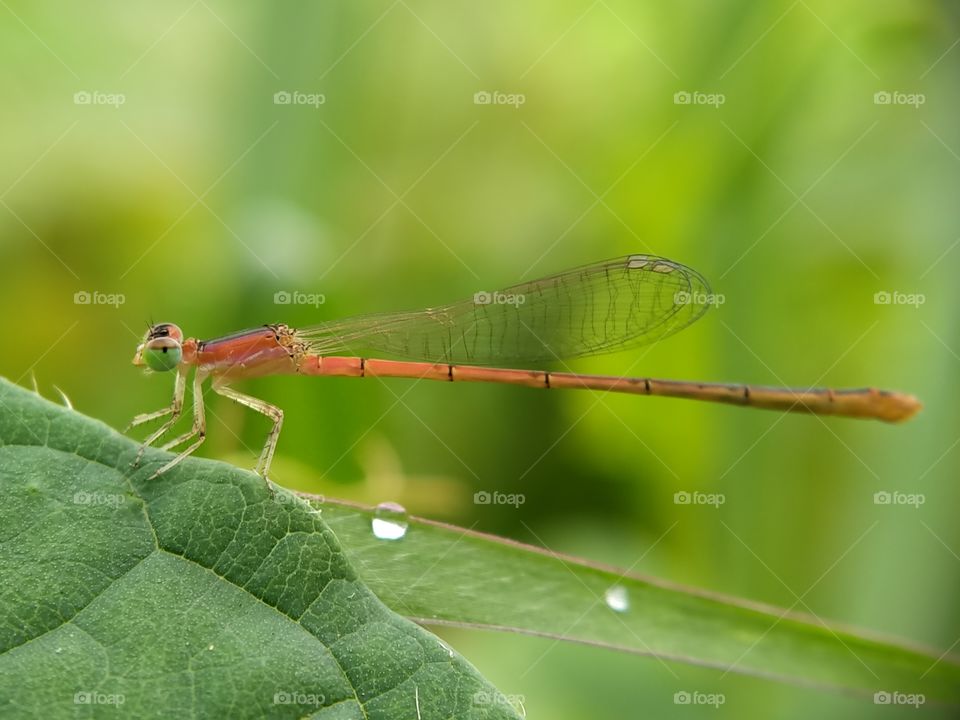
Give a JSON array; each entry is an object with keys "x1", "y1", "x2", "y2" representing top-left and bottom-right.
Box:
[{"x1": 316, "y1": 496, "x2": 960, "y2": 707}]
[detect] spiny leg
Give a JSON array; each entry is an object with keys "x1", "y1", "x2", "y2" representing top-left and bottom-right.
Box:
[
  {"x1": 158, "y1": 370, "x2": 207, "y2": 451},
  {"x1": 128, "y1": 367, "x2": 187, "y2": 429},
  {"x1": 149, "y1": 370, "x2": 207, "y2": 479},
  {"x1": 212, "y1": 382, "x2": 283, "y2": 480},
  {"x1": 130, "y1": 368, "x2": 188, "y2": 467}
]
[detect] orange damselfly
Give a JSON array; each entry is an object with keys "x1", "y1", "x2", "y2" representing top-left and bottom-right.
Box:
[{"x1": 130, "y1": 254, "x2": 920, "y2": 480}]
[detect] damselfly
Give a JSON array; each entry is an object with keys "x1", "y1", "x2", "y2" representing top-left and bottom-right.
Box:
[{"x1": 130, "y1": 254, "x2": 920, "y2": 479}]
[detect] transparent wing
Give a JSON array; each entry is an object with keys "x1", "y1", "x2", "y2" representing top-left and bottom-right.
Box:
[{"x1": 299, "y1": 254, "x2": 712, "y2": 365}]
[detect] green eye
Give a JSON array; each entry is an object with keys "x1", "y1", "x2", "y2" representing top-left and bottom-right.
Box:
[{"x1": 143, "y1": 340, "x2": 182, "y2": 372}]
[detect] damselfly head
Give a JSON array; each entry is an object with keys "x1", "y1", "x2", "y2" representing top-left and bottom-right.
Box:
[{"x1": 133, "y1": 323, "x2": 184, "y2": 372}]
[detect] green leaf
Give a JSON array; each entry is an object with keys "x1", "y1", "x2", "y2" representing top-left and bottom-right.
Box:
[
  {"x1": 319, "y1": 499, "x2": 960, "y2": 707},
  {"x1": 0, "y1": 379, "x2": 521, "y2": 720}
]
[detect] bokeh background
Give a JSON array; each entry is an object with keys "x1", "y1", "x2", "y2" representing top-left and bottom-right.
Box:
[{"x1": 2, "y1": 1, "x2": 958, "y2": 717}]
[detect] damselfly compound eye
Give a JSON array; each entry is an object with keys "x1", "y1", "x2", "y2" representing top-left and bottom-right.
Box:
[{"x1": 142, "y1": 337, "x2": 182, "y2": 372}]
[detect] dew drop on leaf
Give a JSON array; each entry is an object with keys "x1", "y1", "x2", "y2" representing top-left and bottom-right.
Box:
[
  {"x1": 371, "y1": 501, "x2": 409, "y2": 540},
  {"x1": 604, "y1": 584, "x2": 630, "y2": 613}
]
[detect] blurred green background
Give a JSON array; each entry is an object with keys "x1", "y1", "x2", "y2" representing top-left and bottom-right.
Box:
[{"x1": 2, "y1": 1, "x2": 958, "y2": 716}]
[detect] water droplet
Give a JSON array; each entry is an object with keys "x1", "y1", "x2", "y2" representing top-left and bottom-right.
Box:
[
  {"x1": 54, "y1": 647, "x2": 62, "y2": 654},
  {"x1": 604, "y1": 585, "x2": 630, "y2": 613},
  {"x1": 371, "y1": 501, "x2": 408, "y2": 540}
]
